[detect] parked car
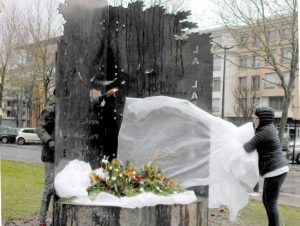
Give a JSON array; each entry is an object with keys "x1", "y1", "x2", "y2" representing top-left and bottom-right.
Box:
[
  {"x1": 0, "y1": 128, "x2": 20, "y2": 143},
  {"x1": 282, "y1": 133, "x2": 293, "y2": 151},
  {"x1": 288, "y1": 138, "x2": 300, "y2": 148},
  {"x1": 286, "y1": 146, "x2": 300, "y2": 164},
  {"x1": 16, "y1": 128, "x2": 42, "y2": 145},
  {"x1": 0, "y1": 125, "x2": 12, "y2": 132}
]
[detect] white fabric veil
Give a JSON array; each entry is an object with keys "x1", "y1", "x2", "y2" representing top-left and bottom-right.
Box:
[
  {"x1": 54, "y1": 96, "x2": 258, "y2": 221},
  {"x1": 118, "y1": 96, "x2": 259, "y2": 220}
]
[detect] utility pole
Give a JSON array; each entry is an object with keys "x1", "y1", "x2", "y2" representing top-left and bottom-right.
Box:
[
  {"x1": 221, "y1": 45, "x2": 235, "y2": 119},
  {"x1": 212, "y1": 41, "x2": 235, "y2": 119},
  {"x1": 19, "y1": 93, "x2": 23, "y2": 127}
]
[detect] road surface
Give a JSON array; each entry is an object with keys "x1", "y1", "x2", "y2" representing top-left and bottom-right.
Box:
[{"x1": 1, "y1": 143, "x2": 300, "y2": 207}]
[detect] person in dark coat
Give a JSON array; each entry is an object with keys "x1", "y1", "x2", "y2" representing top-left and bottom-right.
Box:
[
  {"x1": 90, "y1": 88, "x2": 118, "y2": 160},
  {"x1": 36, "y1": 93, "x2": 55, "y2": 226},
  {"x1": 250, "y1": 123, "x2": 260, "y2": 197},
  {"x1": 243, "y1": 106, "x2": 289, "y2": 226}
]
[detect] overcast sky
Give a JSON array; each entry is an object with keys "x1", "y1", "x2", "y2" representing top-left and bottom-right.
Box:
[{"x1": 3, "y1": 0, "x2": 217, "y2": 29}]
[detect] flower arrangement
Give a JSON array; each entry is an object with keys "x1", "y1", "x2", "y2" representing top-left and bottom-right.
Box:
[{"x1": 87, "y1": 153, "x2": 186, "y2": 198}]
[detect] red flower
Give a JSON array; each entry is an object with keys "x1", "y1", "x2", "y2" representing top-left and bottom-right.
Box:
[
  {"x1": 135, "y1": 175, "x2": 141, "y2": 181},
  {"x1": 105, "y1": 187, "x2": 109, "y2": 192}
]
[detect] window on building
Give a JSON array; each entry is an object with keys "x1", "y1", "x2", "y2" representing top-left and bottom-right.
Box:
[
  {"x1": 267, "y1": 28, "x2": 277, "y2": 42},
  {"x1": 252, "y1": 75, "x2": 260, "y2": 90},
  {"x1": 238, "y1": 98, "x2": 247, "y2": 113},
  {"x1": 240, "y1": 35, "x2": 248, "y2": 48},
  {"x1": 281, "y1": 24, "x2": 292, "y2": 39},
  {"x1": 238, "y1": 77, "x2": 247, "y2": 90},
  {"x1": 281, "y1": 48, "x2": 292, "y2": 63},
  {"x1": 282, "y1": 71, "x2": 290, "y2": 85},
  {"x1": 252, "y1": 97, "x2": 260, "y2": 106},
  {"x1": 212, "y1": 98, "x2": 220, "y2": 112},
  {"x1": 213, "y1": 36, "x2": 222, "y2": 49},
  {"x1": 6, "y1": 110, "x2": 16, "y2": 118},
  {"x1": 213, "y1": 77, "x2": 221, "y2": 91},
  {"x1": 254, "y1": 34, "x2": 262, "y2": 46},
  {"x1": 265, "y1": 73, "x2": 275, "y2": 88},
  {"x1": 270, "y1": 97, "x2": 284, "y2": 111},
  {"x1": 252, "y1": 55, "x2": 260, "y2": 67},
  {"x1": 213, "y1": 57, "x2": 222, "y2": 71},
  {"x1": 7, "y1": 100, "x2": 17, "y2": 107},
  {"x1": 265, "y1": 49, "x2": 276, "y2": 65},
  {"x1": 239, "y1": 55, "x2": 247, "y2": 68}
]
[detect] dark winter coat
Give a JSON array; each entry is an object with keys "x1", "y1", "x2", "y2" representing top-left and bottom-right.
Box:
[
  {"x1": 37, "y1": 96, "x2": 55, "y2": 163},
  {"x1": 243, "y1": 106, "x2": 287, "y2": 176}
]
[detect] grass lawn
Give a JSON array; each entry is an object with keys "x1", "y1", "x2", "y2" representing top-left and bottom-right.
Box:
[
  {"x1": 1, "y1": 159, "x2": 45, "y2": 221},
  {"x1": 1, "y1": 159, "x2": 300, "y2": 225},
  {"x1": 240, "y1": 200, "x2": 300, "y2": 225}
]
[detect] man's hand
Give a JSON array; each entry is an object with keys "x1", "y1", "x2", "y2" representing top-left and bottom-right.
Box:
[
  {"x1": 49, "y1": 140, "x2": 55, "y2": 151},
  {"x1": 106, "y1": 88, "x2": 117, "y2": 97}
]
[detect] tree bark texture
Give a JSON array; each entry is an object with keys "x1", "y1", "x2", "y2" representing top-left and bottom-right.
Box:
[{"x1": 55, "y1": 197, "x2": 208, "y2": 226}]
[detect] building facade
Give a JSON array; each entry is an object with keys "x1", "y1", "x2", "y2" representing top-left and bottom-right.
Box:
[
  {"x1": 208, "y1": 15, "x2": 299, "y2": 139},
  {"x1": 0, "y1": 38, "x2": 57, "y2": 128}
]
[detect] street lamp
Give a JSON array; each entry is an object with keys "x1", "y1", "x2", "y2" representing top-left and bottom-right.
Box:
[
  {"x1": 221, "y1": 45, "x2": 235, "y2": 119},
  {"x1": 212, "y1": 41, "x2": 235, "y2": 119}
]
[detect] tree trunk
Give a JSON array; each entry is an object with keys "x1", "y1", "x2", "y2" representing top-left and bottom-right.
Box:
[{"x1": 54, "y1": 196, "x2": 208, "y2": 226}]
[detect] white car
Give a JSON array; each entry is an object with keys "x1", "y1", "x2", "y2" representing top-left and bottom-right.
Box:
[
  {"x1": 16, "y1": 128, "x2": 42, "y2": 145},
  {"x1": 288, "y1": 138, "x2": 300, "y2": 149},
  {"x1": 287, "y1": 146, "x2": 300, "y2": 164},
  {"x1": 281, "y1": 133, "x2": 292, "y2": 151}
]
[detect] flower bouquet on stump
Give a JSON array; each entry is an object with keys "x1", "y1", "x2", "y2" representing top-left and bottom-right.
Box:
[{"x1": 87, "y1": 154, "x2": 186, "y2": 198}]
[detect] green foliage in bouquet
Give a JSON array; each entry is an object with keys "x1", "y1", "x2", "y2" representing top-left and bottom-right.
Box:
[{"x1": 87, "y1": 154, "x2": 186, "y2": 198}]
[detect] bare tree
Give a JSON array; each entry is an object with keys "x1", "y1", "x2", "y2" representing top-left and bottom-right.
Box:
[
  {"x1": 108, "y1": 0, "x2": 125, "y2": 6},
  {"x1": 0, "y1": 1, "x2": 5, "y2": 13},
  {"x1": 213, "y1": 0, "x2": 298, "y2": 142},
  {"x1": 8, "y1": 93, "x2": 25, "y2": 127},
  {"x1": 108, "y1": 0, "x2": 187, "y2": 13},
  {"x1": 20, "y1": 0, "x2": 63, "y2": 109},
  {"x1": 1, "y1": 0, "x2": 63, "y2": 126},
  {"x1": 164, "y1": 0, "x2": 187, "y2": 13},
  {"x1": 0, "y1": 3, "x2": 23, "y2": 125},
  {"x1": 232, "y1": 85, "x2": 262, "y2": 123}
]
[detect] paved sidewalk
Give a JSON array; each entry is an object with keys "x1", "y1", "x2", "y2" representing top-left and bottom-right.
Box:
[
  {"x1": 288, "y1": 162, "x2": 300, "y2": 171},
  {"x1": 249, "y1": 161, "x2": 300, "y2": 208}
]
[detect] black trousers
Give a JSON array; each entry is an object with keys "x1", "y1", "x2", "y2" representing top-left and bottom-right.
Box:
[{"x1": 262, "y1": 172, "x2": 288, "y2": 226}]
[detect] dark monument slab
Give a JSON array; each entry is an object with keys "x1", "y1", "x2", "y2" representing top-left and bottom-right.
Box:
[{"x1": 54, "y1": 0, "x2": 212, "y2": 225}]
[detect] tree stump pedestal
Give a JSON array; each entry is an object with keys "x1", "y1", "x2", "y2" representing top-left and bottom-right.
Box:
[{"x1": 54, "y1": 195, "x2": 208, "y2": 226}]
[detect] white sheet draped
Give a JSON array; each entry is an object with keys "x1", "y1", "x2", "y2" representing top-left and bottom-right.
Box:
[
  {"x1": 118, "y1": 96, "x2": 259, "y2": 220},
  {"x1": 54, "y1": 96, "x2": 258, "y2": 221}
]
